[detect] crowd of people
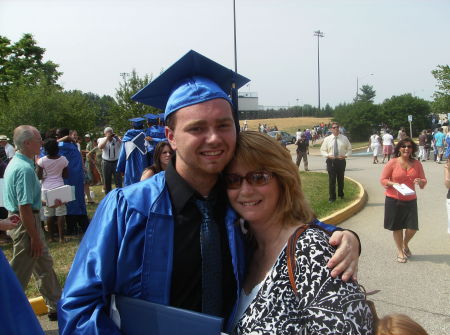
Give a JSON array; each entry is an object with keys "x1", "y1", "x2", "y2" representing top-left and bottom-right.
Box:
[
  {"x1": 0, "y1": 49, "x2": 435, "y2": 334},
  {"x1": 368, "y1": 126, "x2": 450, "y2": 165}
]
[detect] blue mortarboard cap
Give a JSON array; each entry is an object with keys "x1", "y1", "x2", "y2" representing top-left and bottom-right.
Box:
[
  {"x1": 131, "y1": 50, "x2": 250, "y2": 120},
  {"x1": 129, "y1": 117, "x2": 146, "y2": 127},
  {"x1": 144, "y1": 113, "x2": 158, "y2": 120}
]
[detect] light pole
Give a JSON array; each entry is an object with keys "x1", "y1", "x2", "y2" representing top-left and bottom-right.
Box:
[
  {"x1": 356, "y1": 73, "x2": 374, "y2": 99},
  {"x1": 314, "y1": 30, "x2": 324, "y2": 112},
  {"x1": 232, "y1": 0, "x2": 240, "y2": 129}
]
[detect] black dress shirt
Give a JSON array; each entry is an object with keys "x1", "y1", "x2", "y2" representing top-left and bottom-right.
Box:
[{"x1": 165, "y1": 158, "x2": 237, "y2": 320}]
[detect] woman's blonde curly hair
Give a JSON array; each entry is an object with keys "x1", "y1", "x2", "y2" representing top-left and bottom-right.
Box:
[{"x1": 226, "y1": 131, "x2": 315, "y2": 226}]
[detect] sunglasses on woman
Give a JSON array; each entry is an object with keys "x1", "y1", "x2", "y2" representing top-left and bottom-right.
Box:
[
  {"x1": 400, "y1": 145, "x2": 412, "y2": 149},
  {"x1": 224, "y1": 171, "x2": 273, "y2": 189}
]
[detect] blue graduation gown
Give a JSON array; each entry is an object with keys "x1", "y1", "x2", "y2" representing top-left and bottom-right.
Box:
[
  {"x1": 0, "y1": 249, "x2": 44, "y2": 335},
  {"x1": 58, "y1": 142, "x2": 87, "y2": 215},
  {"x1": 116, "y1": 129, "x2": 148, "y2": 186},
  {"x1": 58, "y1": 173, "x2": 246, "y2": 334},
  {"x1": 145, "y1": 126, "x2": 166, "y2": 165}
]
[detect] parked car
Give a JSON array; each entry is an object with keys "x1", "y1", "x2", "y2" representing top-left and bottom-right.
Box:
[{"x1": 267, "y1": 131, "x2": 296, "y2": 145}]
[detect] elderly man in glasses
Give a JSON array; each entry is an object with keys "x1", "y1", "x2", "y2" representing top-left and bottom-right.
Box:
[
  {"x1": 320, "y1": 122, "x2": 352, "y2": 203},
  {"x1": 59, "y1": 52, "x2": 361, "y2": 335}
]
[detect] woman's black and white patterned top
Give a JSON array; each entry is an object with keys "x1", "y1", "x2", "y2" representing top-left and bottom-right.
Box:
[{"x1": 234, "y1": 226, "x2": 373, "y2": 335}]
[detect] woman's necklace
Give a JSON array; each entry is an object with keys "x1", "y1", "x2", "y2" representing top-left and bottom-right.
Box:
[{"x1": 398, "y1": 157, "x2": 411, "y2": 170}]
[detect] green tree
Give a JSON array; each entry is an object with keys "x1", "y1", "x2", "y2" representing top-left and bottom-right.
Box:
[
  {"x1": 83, "y1": 92, "x2": 117, "y2": 128},
  {"x1": 111, "y1": 69, "x2": 160, "y2": 133},
  {"x1": 0, "y1": 34, "x2": 62, "y2": 100},
  {"x1": 334, "y1": 102, "x2": 381, "y2": 141},
  {"x1": 380, "y1": 94, "x2": 430, "y2": 136},
  {"x1": 355, "y1": 85, "x2": 376, "y2": 103},
  {"x1": 431, "y1": 65, "x2": 450, "y2": 114},
  {"x1": 0, "y1": 83, "x2": 97, "y2": 138}
]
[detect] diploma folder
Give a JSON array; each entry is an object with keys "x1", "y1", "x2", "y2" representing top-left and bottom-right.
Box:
[
  {"x1": 115, "y1": 295, "x2": 223, "y2": 335},
  {"x1": 393, "y1": 183, "x2": 415, "y2": 196},
  {"x1": 42, "y1": 185, "x2": 76, "y2": 207}
]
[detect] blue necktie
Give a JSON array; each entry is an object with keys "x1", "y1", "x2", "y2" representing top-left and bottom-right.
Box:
[{"x1": 195, "y1": 198, "x2": 223, "y2": 316}]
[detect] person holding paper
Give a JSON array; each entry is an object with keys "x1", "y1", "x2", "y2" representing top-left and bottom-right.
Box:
[
  {"x1": 37, "y1": 138, "x2": 69, "y2": 243},
  {"x1": 380, "y1": 138, "x2": 427, "y2": 263},
  {"x1": 58, "y1": 51, "x2": 361, "y2": 335},
  {"x1": 226, "y1": 131, "x2": 373, "y2": 334}
]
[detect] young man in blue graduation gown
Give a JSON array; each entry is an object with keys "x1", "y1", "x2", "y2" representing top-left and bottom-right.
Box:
[
  {"x1": 144, "y1": 113, "x2": 167, "y2": 166},
  {"x1": 58, "y1": 50, "x2": 361, "y2": 335},
  {"x1": 0, "y1": 249, "x2": 45, "y2": 335},
  {"x1": 116, "y1": 117, "x2": 148, "y2": 186},
  {"x1": 56, "y1": 128, "x2": 89, "y2": 234}
]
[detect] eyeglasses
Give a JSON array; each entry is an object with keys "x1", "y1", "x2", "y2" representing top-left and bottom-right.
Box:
[
  {"x1": 400, "y1": 145, "x2": 412, "y2": 149},
  {"x1": 224, "y1": 171, "x2": 273, "y2": 189},
  {"x1": 331, "y1": 126, "x2": 338, "y2": 129}
]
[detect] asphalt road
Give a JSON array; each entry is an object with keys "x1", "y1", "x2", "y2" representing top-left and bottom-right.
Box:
[
  {"x1": 302, "y1": 148, "x2": 450, "y2": 335},
  {"x1": 40, "y1": 147, "x2": 450, "y2": 334}
]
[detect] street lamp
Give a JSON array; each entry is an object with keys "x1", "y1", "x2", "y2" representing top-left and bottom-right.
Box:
[
  {"x1": 314, "y1": 30, "x2": 324, "y2": 112},
  {"x1": 356, "y1": 73, "x2": 374, "y2": 99}
]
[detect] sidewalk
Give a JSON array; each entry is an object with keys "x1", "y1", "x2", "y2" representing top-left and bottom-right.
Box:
[{"x1": 301, "y1": 149, "x2": 450, "y2": 335}]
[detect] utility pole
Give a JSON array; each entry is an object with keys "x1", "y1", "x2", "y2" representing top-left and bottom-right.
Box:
[{"x1": 314, "y1": 30, "x2": 324, "y2": 113}]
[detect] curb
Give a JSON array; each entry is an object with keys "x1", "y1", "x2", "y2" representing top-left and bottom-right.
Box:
[
  {"x1": 319, "y1": 175, "x2": 368, "y2": 226},
  {"x1": 28, "y1": 175, "x2": 368, "y2": 315}
]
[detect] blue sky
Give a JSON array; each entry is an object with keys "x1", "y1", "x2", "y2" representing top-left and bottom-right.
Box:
[{"x1": 1, "y1": 0, "x2": 449, "y2": 107}]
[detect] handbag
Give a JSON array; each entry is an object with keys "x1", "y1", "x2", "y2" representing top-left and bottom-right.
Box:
[{"x1": 286, "y1": 225, "x2": 379, "y2": 332}]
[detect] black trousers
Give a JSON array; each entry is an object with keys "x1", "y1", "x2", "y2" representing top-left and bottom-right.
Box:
[
  {"x1": 102, "y1": 159, "x2": 123, "y2": 194},
  {"x1": 326, "y1": 158, "x2": 346, "y2": 200}
]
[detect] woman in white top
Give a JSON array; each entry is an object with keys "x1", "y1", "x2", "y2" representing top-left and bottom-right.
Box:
[
  {"x1": 368, "y1": 131, "x2": 381, "y2": 164},
  {"x1": 382, "y1": 130, "x2": 395, "y2": 163},
  {"x1": 224, "y1": 131, "x2": 373, "y2": 335},
  {"x1": 37, "y1": 138, "x2": 69, "y2": 242}
]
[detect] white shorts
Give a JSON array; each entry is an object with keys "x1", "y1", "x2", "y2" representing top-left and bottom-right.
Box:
[{"x1": 44, "y1": 204, "x2": 67, "y2": 217}]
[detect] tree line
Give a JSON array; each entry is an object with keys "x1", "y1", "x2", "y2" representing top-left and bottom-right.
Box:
[
  {"x1": 0, "y1": 34, "x2": 159, "y2": 140},
  {"x1": 1, "y1": 34, "x2": 449, "y2": 141}
]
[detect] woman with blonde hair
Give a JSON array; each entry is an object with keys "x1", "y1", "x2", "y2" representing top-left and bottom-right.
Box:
[
  {"x1": 377, "y1": 314, "x2": 428, "y2": 335},
  {"x1": 225, "y1": 131, "x2": 373, "y2": 334}
]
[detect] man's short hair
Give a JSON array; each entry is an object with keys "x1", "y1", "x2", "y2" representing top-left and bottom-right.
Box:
[
  {"x1": 13, "y1": 125, "x2": 37, "y2": 151},
  {"x1": 104, "y1": 127, "x2": 113, "y2": 134}
]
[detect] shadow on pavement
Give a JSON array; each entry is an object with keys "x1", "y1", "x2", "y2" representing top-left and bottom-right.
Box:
[
  {"x1": 365, "y1": 202, "x2": 384, "y2": 207},
  {"x1": 409, "y1": 254, "x2": 450, "y2": 266}
]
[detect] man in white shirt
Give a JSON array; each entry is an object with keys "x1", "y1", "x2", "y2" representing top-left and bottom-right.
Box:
[
  {"x1": 320, "y1": 122, "x2": 352, "y2": 203},
  {"x1": 98, "y1": 127, "x2": 123, "y2": 194},
  {"x1": 0, "y1": 135, "x2": 16, "y2": 161}
]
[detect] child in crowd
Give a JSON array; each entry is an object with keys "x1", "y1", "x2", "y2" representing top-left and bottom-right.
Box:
[{"x1": 37, "y1": 138, "x2": 69, "y2": 243}]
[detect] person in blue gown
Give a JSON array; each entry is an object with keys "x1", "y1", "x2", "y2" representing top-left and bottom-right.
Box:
[
  {"x1": 144, "y1": 113, "x2": 166, "y2": 166},
  {"x1": 116, "y1": 117, "x2": 148, "y2": 186},
  {"x1": 58, "y1": 50, "x2": 361, "y2": 335},
  {"x1": 56, "y1": 128, "x2": 88, "y2": 234},
  {"x1": 0, "y1": 248, "x2": 45, "y2": 335}
]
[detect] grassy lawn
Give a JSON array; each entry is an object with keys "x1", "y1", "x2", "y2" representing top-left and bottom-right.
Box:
[
  {"x1": 2, "y1": 174, "x2": 359, "y2": 298},
  {"x1": 301, "y1": 172, "x2": 359, "y2": 219}
]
